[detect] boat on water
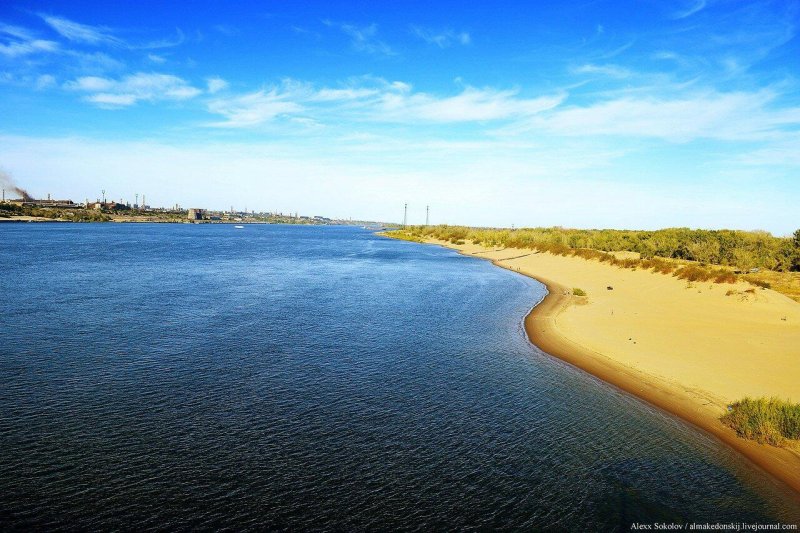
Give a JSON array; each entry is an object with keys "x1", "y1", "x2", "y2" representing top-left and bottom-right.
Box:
[{"x1": 234, "y1": 225, "x2": 244, "y2": 229}]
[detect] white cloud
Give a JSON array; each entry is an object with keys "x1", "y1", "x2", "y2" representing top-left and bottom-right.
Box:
[
  {"x1": 0, "y1": 38, "x2": 59, "y2": 57},
  {"x1": 0, "y1": 23, "x2": 35, "y2": 41},
  {"x1": 410, "y1": 26, "x2": 470, "y2": 48},
  {"x1": 375, "y1": 86, "x2": 563, "y2": 122},
  {"x1": 87, "y1": 93, "x2": 137, "y2": 106},
  {"x1": 147, "y1": 53, "x2": 166, "y2": 64},
  {"x1": 531, "y1": 90, "x2": 798, "y2": 142},
  {"x1": 40, "y1": 14, "x2": 123, "y2": 46},
  {"x1": 39, "y1": 14, "x2": 184, "y2": 50},
  {"x1": 64, "y1": 72, "x2": 201, "y2": 107},
  {"x1": 65, "y1": 75, "x2": 113, "y2": 92},
  {"x1": 68, "y1": 50, "x2": 125, "y2": 72},
  {"x1": 0, "y1": 24, "x2": 59, "y2": 57},
  {"x1": 204, "y1": 78, "x2": 564, "y2": 127},
  {"x1": 207, "y1": 89, "x2": 304, "y2": 127},
  {"x1": 572, "y1": 64, "x2": 631, "y2": 78},
  {"x1": 312, "y1": 87, "x2": 380, "y2": 101},
  {"x1": 206, "y1": 76, "x2": 228, "y2": 93}
]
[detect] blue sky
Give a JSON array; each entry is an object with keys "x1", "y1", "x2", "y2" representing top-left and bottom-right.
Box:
[{"x1": 1, "y1": 0, "x2": 798, "y2": 233}]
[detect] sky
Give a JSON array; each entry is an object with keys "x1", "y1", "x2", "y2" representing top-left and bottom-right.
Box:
[{"x1": 0, "y1": 0, "x2": 798, "y2": 234}]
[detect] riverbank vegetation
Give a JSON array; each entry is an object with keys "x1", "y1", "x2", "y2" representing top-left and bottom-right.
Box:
[
  {"x1": 722, "y1": 398, "x2": 800, "y2": 448},
  {"x1": 392, "y1": 225, "x2": 800, "y2": 301},
  {"x1": 0, "y1": 201, "x2": 111, "y2": 221}
]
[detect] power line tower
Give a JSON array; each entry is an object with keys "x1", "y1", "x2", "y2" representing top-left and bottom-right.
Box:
[
  {"x1": 426, "y1": 205, "x2": 429, "y2": 226},
  {"x1": 101, "y1": 189, "x2": 106, "y2": 203},
  {"x1": 403, "y1": 203, "x2": 407, "y2": 228}
]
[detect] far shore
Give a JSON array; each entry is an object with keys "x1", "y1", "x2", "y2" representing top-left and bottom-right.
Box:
[
  {"x1": 398, "y1": 236, "x2": 800, "y2": 498},
  {"x1": 0, "y1": 216, "x2": 287, "y2": 224}
]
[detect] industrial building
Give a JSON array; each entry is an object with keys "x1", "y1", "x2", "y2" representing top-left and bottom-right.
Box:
[{"x1": 5, "y1": 195, "x2": 77, "y2": 209}]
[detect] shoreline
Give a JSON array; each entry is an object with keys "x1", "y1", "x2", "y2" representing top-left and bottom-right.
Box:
[
  {"x1": 522, "y1": 273, "x2": 800, "y2": 499},
  {"x1": 415, "y1": 237, "x2": 800, "y2": 500}
]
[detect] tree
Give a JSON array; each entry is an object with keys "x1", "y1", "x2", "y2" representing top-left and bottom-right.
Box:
[{"x1": 793, "y1": 229, "x2": 800, "y2": 271}]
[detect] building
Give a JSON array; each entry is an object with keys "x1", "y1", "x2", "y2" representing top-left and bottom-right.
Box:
[
  {"x1": 89, "y1": 201, "x2": 128, "y2": 210},
  {"x1": 188, "y1": 208, "x2": 205, "y2": 221},
  {"x1": 8, "y1": 197, "x2": 77, "y2": 208}
]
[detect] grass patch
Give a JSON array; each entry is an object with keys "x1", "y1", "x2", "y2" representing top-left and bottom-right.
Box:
[
  {"x1": 721, "y1": 397, "x2": 800, "y2": 447},
  {"x1": 572, "y1": 287, "x2": 587, "y2": 297},
  {"x1": 378, "y1": 231, "x2": 424, "y2": 243}
]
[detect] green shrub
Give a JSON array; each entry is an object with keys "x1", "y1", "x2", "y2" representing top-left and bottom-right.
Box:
[
  {"x1": 721, "y1": 397, "x2": 800, "y2": 447},
  {"x1": 572, "y1": 288, "x2": 587, "y2": 297}
]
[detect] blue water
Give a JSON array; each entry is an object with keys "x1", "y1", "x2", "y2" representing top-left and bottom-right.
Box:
[{"x1": 1, "y1": 223, "x2": 798, "y2": 530}]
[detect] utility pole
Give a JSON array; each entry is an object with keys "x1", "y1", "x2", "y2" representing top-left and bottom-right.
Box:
[
  {"x1": 426, "y1": 205, "x2": 429, "y2": 226},
  {"x1": 403, "y1": 203, "x2": 407, "y2": 229}
]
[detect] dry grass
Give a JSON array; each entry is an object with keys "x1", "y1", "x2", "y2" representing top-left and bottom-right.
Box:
[{"x1": 744, "y1": 270, "x2": 800, "y2": 303}]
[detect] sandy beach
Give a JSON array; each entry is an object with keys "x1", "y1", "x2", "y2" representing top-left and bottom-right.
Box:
[{"x1": 420, "y1": 238, "x2": 800, "y2": 496}]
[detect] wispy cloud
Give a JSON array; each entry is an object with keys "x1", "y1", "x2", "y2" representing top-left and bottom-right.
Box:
[
  {"x1": 206, "y1": 89, "x2": 304, "y2": 127},
  {"x1": 571, "y1": 63, "x2": 631, "y2": 78},
  {"x1": 39, "y1": 14, "x2": 184, "y2": 51},
  {"x1": 0, "y1": 23, "x2": 59, "y2": 57},
  {"x1": 133, "y1": 29, "x2": 185, "y2": 50},
  {"x1": 67, "y1": 50, "x2": 125, "y2": 72},
  {"x1": 40, "y1": 14, "x2": 123, "y2": 46},
  {"x1": 323, "y1": 21, "x2": 395, "y2": 56},
  {"x1": 206, "y1": 76, "x2": 228, "y2": 93},
  {"x1": 64, "y1": 72, "x2": 201, "y2": 107},
  {"x1": 147, "y1": 53, "x2": 166, "y2": 64},
  {"x1": 204, "y1": 78, "x2": 564, "y2": 128},
  {"x1": 527, "y1": 89, "x2": 800, "y2": 142},
  {"x1": 0, "y1": 37, "x2": 59, "y2": 57},
  {"x1": 213, "y1": 24, "x2": 239, "y2": 36},
  {"x1": 34, "y1": 74, "x2": 56, "y2": 90},
  {"x1": 673, "y1": 0, "x2": 707, "y2": 20},
  {"x1": 376, "y1": 86, "x2": 563, "y2": 123},
  {"x1": 410, "y1": 26, "x2": 470, "y2": 48},
  {"x1": 0, "y1": 23, "x2": 35, "y2": 41},
  {"x1": 291, "y1": 25, "x2": 321, "y2": 40}
]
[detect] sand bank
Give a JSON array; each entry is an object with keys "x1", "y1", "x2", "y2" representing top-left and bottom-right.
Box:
[
  {"x1": 0, "y1": 216, "x2": 56, "y2": 222},
  {"x1": 424, "y1": 238, "x2": 800, "y2": 496}
]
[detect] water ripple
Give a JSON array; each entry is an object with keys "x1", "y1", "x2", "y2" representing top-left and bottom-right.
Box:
[{"x1": 1, "y1": 224, "x2": 798, "y2": 530}]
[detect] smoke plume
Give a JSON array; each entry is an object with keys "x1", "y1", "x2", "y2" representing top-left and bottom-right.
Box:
[{"x1": 0, "y1": 169, "x2": 32, "y2": 201}]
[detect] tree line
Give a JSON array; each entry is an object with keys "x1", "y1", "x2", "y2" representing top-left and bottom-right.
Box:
[{"x1": 405, "y1": 225, "x2": 800, "y2": 272}]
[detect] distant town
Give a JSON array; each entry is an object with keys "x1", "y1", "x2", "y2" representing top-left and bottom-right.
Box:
[{"x1": 0, "y1": 190, "x2": 389, "y2": 227}]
